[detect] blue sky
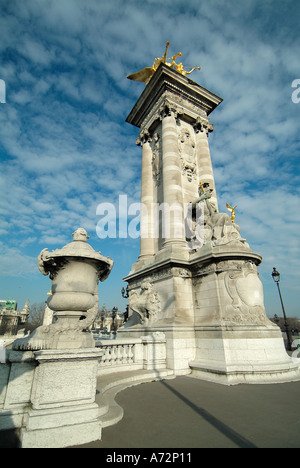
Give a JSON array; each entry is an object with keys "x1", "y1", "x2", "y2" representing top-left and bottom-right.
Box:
[{"x1": 0, "y1": 0, "x2": 299, "y2": 318}]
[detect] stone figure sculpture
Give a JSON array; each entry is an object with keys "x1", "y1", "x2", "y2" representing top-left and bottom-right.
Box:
[
  {"x1": 189, "y1": 183, "x2": 248, "y2": 248},
  {"x1": 129, "y1": 282, "x2": 161, "y2": 326}
]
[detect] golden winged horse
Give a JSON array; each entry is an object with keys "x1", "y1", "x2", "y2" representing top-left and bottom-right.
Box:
[{"x1": 127, "y1": 41, "x2": 201, "y2": 85}]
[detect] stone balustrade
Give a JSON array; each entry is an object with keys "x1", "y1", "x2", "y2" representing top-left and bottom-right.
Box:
[{"x1": 96, "y1": 333, "x2": 167, "y2": 375}]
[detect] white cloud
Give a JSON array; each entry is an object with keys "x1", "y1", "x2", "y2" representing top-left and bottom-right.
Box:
[{"x1": 0, "y1": 242, "x2": 38, "y2": 277}]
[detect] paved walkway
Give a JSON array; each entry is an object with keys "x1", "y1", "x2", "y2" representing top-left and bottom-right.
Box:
[
  {"x1": 1, "y1": 374, "x2": 299, "y2": 448},
  {"x1": 77, "y1": 376, "x2": 300, "y2": 449}
]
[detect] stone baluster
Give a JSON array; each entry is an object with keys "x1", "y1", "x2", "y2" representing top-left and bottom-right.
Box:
[{"x1": 128, "y1": 344, "x2": 134, "y2": 364}]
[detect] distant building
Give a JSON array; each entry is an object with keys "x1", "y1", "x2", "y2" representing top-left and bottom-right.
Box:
[
  {"x1": 0, "y1": 299, "x2": 30, "y2": 336},
  {"x1": 93, "y1": 307, "x2": 125, "y2": 333},
  {"x1": 0, "y1": 299, "x2": 17, "y2": 311}
]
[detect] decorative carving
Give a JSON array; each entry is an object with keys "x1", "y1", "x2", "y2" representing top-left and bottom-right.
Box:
[
  {"x1": 192, "y1": 260, "x2": 267, "y2": 324},
  {"x1": 224, "y1": 260, "x2": 267, "y2": 323},
  {"x1": 139, "y1": 91, "x2": 207, "y2": 133},
  {"x1": 151, "y1": 132, "x2": 161, "y2": 184},
  {"x1": 129, "y1": 282, "x2": 161, "y2": 326},
  {"x1": 136, "y1": 128, "x2": 151, "y2": 147},
  {"x1": 193, "y1": 116, "x2": 214, "y2": 135},
  {"x1": 178, "y1": 126, "x2": 197, "y2": 182},
  {"x1": 192, "y1": 262, "x2": 217, "y2": 278},
  {"x1": 37, "y1": 249, "x2": 69, "y2": 280}
]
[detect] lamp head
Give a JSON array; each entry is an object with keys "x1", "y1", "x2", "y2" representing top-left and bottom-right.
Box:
[{"x1": 272, "y1": 267, "x2": 280, "y2": 283}]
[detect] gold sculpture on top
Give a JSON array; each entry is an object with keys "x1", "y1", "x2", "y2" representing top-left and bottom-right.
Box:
[
  {"x1": 226, "y1": 203, "x2": 238, "y2": 223},
  {"x1": 127, "y1": 41, "x2": 201, "y2": 85}
]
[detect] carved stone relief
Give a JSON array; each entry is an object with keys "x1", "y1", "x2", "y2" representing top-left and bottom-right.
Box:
[
  {"x1": 224, "y1": 260, "x2": 267, "y2": 323},
  {"x1": 129, "y1": 282, "x2": 161, "y2": 326},
  {"x1": 178, "y1": 126, "x2": 197, "y2": 182},
  {"x1": 192, "y1": 259, "x2": 268, "y2": 324},
  {"x1": 151, "y1": 132, "x2": 161, "y2": 185}
]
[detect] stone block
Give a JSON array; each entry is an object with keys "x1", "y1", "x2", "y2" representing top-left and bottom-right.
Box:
[{"x1": 20, "y1": 348, "x2": 103, "y2": 448}]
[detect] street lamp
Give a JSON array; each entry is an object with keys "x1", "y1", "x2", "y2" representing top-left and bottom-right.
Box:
[
  {"x1": 112, "y1": 306, "x2": 118, "y2": 319},
  {"x1": 121, "y1": 286, "x2": 129, "y2": 299},
  {"x1": 271, "y1": 267, "x2": 292, "y2": 351}
]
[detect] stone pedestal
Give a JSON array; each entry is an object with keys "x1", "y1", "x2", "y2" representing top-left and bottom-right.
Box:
[
  {"x1": 190, "y1": 325, "x2": 300, "y2": 384},
  {"x1": 20, "y1": 348, "x2": 102, "y2": 448}
]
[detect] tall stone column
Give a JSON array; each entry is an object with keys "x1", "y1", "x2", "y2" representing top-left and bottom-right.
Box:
[
  {"x1": 194, "y1": 121, "x2": 218, "y2": 210},
  {"x1": 137, "y1": 130, "x2": 155, "y2": 260},
  {"x1": 161, "y1": 108, "x2": 186, "y2": 249}
]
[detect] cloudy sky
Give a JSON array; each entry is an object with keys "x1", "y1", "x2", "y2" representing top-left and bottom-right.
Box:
[{"x1": 0, "y1": 0, "x2": 299, "y2": 318}]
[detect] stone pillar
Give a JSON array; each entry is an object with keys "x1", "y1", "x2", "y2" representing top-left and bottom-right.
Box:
[
  {"x1": 195, "y1": 123, "x2": 218, "y2": 210},
  {"x1": 137, "y1": 130, "x2": 155, "y2": 260},
  {"x1": 161, "y1": 109, "x2": 186, "y2": 249}
]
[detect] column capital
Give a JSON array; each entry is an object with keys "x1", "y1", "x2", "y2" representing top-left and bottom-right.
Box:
[
  {"x1": 193, "y1": 116, "x2": 214, "y2": 135},
  {"x1": 136, "y1": 128, "x2": 151, "y2": 147},
  {"x1": 159, "y1": 98, "x2": 184, "y2": 122}
]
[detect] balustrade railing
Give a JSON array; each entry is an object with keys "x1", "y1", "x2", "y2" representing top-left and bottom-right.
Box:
[
  {"x1": 95, "y1": 333, "x2": 167, "y2": 375},
  {"x1": 100, "y1": 343, "x2": 134, "y2": 367}
]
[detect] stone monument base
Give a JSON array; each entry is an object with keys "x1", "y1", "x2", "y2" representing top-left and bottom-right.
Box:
[
  {"x1": 121, "y1": 242, "x2": 300, "y2": 384},
  {"x1": 118, "y1": 323, "x2": 300, "y2": 384},
  {"x1": 189, "y1": 324, "x2": 300, "y2": 385},
  {"x1": 19, "y1": 348, "x2": 102, "y2": 448}
]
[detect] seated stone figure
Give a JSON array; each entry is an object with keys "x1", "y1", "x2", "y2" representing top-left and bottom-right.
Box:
[{"x1": 189, "y1": 183, "x2": 249, "y2": 248}]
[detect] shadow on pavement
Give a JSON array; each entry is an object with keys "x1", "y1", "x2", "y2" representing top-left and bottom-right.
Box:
[{"x1": 160, "y1": 379, "x2": 257, "y2": 449}]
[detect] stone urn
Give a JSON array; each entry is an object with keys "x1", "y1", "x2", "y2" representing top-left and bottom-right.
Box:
[{"x1": 14, "y1": 228, "x2": 113, "y2": 350}]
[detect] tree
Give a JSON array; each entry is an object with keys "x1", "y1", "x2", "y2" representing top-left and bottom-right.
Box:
[
  {"x1": 25, "y1": 302, "x2": 45, "y2": 332},
  {"x1": 270, "y1": 315, "x2": 300, "y2": 334}
]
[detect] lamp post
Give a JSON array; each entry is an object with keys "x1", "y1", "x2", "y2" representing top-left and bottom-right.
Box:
[{"x1": 271, "y1": 267, "x2": 292, "y2": 351}]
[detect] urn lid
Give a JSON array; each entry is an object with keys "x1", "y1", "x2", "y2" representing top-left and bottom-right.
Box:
[{"x1": 37, "y1": 228, "x2": 113, "y2": 281}]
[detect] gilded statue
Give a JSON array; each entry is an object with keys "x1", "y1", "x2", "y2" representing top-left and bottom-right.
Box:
[
  {"x1": 226, "y1": 203, "x2": 238, "y2": 223},
  {"x1": 127, "y1": 41, "x2": 201, "y2": 85}
]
